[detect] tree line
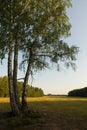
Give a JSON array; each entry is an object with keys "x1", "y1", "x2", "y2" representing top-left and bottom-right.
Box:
[
  {"x1": 0, "y1": 76, "x2": 44, "y2": 97},
  {"x1": 68, "y1": 87, "x2": 87, "y2": 97},
  {"x1": 0, "y1": 0, "x2": 78, "y2": 116}
]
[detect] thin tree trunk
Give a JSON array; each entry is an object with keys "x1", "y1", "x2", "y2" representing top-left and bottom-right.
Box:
[
  {"x1": 13, "y1": 41, "x2": 21, "y2": 110},
  {"x1": 22, "y1": 61, "x2": 31, "y2": 113},
  {"x1": 22, "y1": 48, "x2": 33, "y2": 113}
]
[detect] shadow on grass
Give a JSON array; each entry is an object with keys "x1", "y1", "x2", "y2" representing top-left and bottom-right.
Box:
[{"x1": 0, "y1": 104, "x2": 45, "y2": 130}]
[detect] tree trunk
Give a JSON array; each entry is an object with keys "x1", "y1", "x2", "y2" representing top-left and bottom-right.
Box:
[
  {"x1": 13, "y1": 41, "x2": 21, "y2": 110},
  {"x1": 8, "y1": 0, "x2": 20, "y2": 116},
  {"x1": 21, "y1": 47, "x2": 33, "y2": 113},
  {"x1": 8, "y1": 45, "x2": 20, "y2": 116},
  {"x1": 22, "y1": 62, "x2": 31, "y2": 113}
]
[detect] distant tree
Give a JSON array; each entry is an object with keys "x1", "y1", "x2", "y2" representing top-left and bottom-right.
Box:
[
  {"x1": 0, "y1": 76, "x2": 9, "y2": 97},
  {"x1": 68, "y1": 87, "x2": 87, "y2": 97},
  {"x1": 0, "y1": 76, "x2": 44, "y2": 97},
  {"x1": 27, "y1": 87, "x2": 44, "y2": 97}
]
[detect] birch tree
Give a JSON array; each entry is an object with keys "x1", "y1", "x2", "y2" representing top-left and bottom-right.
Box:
[
  {"x1": 0, "y1": 0, "x2": 79, "y2": 115},
  {"x1": 20, "y1": 0, "x2": 79, "y2": 112}
]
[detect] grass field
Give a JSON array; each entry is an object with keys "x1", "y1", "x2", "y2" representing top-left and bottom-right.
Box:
[{"x1": 0, "y1": 96, "x2": 87, "y2": 130}]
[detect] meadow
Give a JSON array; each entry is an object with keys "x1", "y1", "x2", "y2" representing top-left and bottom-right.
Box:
[{"x1": 0, "y1": 96, "x2": 87, "y2": 130}]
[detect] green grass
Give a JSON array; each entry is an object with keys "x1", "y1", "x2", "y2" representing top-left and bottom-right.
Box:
[{"x1": 0, "y1": 96, "x2": 87, "y2": 130}]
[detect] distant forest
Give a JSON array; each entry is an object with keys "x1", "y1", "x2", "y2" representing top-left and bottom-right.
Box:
[
  {"x1": 0, "y1": 76, "x2": 44, "y2": 97},
  {"x1": 68, "y1": 87, "x2": 87, "y2": 97}
]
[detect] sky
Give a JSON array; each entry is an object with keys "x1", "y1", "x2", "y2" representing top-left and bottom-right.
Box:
[{"x1": 0, "y1": 0, "x2": 87, "y2": 95}]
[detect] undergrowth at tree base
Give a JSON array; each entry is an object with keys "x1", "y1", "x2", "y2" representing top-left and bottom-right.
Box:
[{"x1": 0, "y1": 110, "x2": 45, "y2": 130}]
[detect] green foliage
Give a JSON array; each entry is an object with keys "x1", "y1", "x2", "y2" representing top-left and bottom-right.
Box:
[
  {"x1": 27, "y1": 87, "x2": 44, "y2": 97},
  {"x1": 68, "y1": 87, "x2": 87, "y2": 97},
  {"x1": 0, "y1": 76, "x2": 44, "y2": 97},
  {"x1": 0, "y1": 76, "x2": 9, "y2": 97},
  {"x1": 0, "y1": 1, "x2": 79, "y2": 78},
  {"x1": 0, "y1": 0, "x2": 78, "y2": 72},
  {"x1": 18, "y1": 0, "x2": 79, "y2": 73}
]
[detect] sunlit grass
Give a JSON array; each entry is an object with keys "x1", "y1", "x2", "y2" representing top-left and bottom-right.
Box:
[
  {"x1": 0, "y1": 96, "x2": 87, "y2": 103},
  {"x1": 26, "y1": 96, "x2": 87, "y2": 102},
  {"x1": 0, "y1": 98, "x2": 10, "y2": 103}
]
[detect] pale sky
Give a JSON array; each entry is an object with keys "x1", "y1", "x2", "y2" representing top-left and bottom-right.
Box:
[{"x1": 0, "y1": 0, "x2": 87, "y2": 95}]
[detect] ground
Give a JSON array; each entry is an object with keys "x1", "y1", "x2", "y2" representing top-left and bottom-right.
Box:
[{"x1": 0, "y1": 96, "x2": 87, "y2": 130}]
